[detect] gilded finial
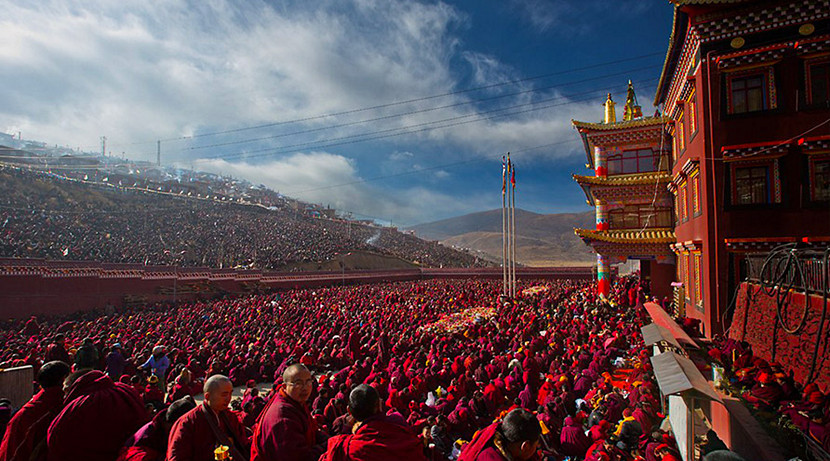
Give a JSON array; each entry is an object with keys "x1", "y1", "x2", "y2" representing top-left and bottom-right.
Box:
[
  {"x1": 623, "y1": 81, "x2": 642, "y2": 121},
  {"x1": 603, "y1": 93, "x2": 616, "y2": 124}
]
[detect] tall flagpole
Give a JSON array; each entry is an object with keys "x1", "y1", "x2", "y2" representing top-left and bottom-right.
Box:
[
  {"x1": 510, "y1": 163, "x2": 517, "y2": 298},
  {"x1": 501, "y1": 156, "x2": 507, "y2": 296}
]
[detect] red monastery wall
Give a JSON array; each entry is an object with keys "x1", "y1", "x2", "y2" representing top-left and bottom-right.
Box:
[
  {"x1": 730, "y1": 282, "x2": 830, "y2": 390},
  {"x1": 0, "y1": 259, "x2": 593, "y2": 319}
]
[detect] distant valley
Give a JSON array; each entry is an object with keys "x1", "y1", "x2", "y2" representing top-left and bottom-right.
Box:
[{"x1": 409, "y1": 209, "x2": 596, "y2": 267}]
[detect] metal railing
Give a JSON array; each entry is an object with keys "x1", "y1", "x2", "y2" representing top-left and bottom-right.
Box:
[{"x1": 745, "y1": 246, "x2": 829, "y2": 295}]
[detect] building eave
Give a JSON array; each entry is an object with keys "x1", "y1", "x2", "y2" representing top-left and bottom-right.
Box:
[
  {"x1": 573, "y1": 171, "x2": 672, "y2": 186},
  {"x1": 655, "y1": 7, "x2": 687, "y2": 106},
  {"x1": 572, "y1": 116, "x2": 668, "y2": 132},
  {"x1": 574, "y1": 228, "x2": 677, "y2": 244},
  {"x1": 572, "y1": 175, "x2": 597, "y2": 206}
]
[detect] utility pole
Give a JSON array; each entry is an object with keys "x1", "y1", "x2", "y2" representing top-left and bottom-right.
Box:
[{"x1": 157, "y1": 140, "x2": 161, "y2": 166}]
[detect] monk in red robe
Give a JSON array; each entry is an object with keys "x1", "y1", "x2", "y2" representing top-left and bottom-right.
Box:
[
  {"x1": 321, "y1": 384, "x2": 425, "y2": 461},
  {"x1": 46, "y1": 369, "x2": 147, "y2": 461},
  {"x1": 117, "y1": 396, "x2": 196, "y2": 461},
  {"x1": 0, "y1": 361, "x2": 70, "y2": 461},
  {"x1": 458, "y1": 409, "x2": 541, "y2": 461},
  {"x1": 743, "y1": 372, "x2": 784, "y2": 409},
  {"x1": 251, "y1": 364, "x2": 325, "y2": 461},
  {"x1": 167, "y1": 375, "x2": 250, "y2": 461}
]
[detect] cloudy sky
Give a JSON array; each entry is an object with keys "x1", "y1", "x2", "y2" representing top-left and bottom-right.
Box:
[{"x1": 1, "y1": 0, "x2": 673, "y2": 226}]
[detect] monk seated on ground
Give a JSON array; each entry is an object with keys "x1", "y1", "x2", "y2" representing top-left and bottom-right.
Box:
[
  {"x1": 458, "y1": 408, "x2": 542, "y2": 461},
  {"x1": 118, "y1": 396, "x2": 196, "y2": 461},
  {"x1": 167, "y1": 375, "x2": 250, "y2": 461},
  {"x1": 743, "y1": 372, "x2": 784, "y2": 410},
  {"x1": 251, "y1": 364, "x2": 327, "y2": 461},
  {"x1": 321, "y1": 384, "x2": 425, "y2": 461},
  {"x1": 0, "y1": 361, "x2": 71, "y2": 461},
  {"x1": 47, "y1": 369, "x2": 148, "y2": 461}
]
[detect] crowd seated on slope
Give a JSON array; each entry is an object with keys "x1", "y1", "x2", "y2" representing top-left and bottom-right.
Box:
[
  {"x1": 0, "y1": 166, "x2": 481, "y2": 269},
  {"x1": 1, "y1": 277, "x2": 699, "y2": 461}
]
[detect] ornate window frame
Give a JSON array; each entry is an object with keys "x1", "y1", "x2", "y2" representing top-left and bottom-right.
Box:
[{"x1": 724, "y1": 66, "x2": 777, "y2": 115}]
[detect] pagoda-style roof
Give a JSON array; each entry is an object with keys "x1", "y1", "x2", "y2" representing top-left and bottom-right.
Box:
[
  {"x1": 572, "y1": 116, "x2": 667, "y2": 132},
  {"x1": 574, "y1": 171, "x2": 671, "y2": 186},
  {"x1": 573, "y1": 116, "x2": 669, "y2": 168},
  {"x1": 574, "y1": 172, "x2": 672, "y2": 204},
  {"x1": 574, "y1": 228, "x2": 676, "y2": 244}
]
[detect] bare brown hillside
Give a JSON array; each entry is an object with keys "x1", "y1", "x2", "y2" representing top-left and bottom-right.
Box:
[{"x1": 410, "y1": 210, "x2": 596, "y2": 267}]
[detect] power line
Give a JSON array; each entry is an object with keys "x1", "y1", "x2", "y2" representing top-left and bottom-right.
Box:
[
  {"x1": 193, "y1": 78, "x2": 660, "y2": 163},
  {"x1": 282, "y1": 138, "x2": 582, "y2": 195},
  {"x1": 177, "y1": 64, "x2": 661, "y2": 154},
  {"x1": 88, "y1": 51, "x2": 664, "y2": 150}
]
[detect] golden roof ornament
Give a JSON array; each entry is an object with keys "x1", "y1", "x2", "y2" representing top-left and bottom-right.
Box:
[
  {"x1": 603, "y1": 93, "x2": 616, "y2": 124},
  {"x1": 623, "y1": 80, "x2": 643, "y2": 121}
]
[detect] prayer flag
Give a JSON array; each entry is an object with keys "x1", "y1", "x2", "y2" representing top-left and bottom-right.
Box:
[{"x1": 501, "y1": 156, "x2": 506, "y2": 195}]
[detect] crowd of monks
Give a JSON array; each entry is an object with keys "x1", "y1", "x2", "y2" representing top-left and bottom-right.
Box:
[
  {"x1": 0, "y1": 276, "x2": 776, "y2": 461},
  {"x1": 704, "y1": 337, "x2": 830, "y2": 453}
]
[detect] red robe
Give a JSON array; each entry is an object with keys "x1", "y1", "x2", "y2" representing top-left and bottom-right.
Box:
[
  {"x1": 0, "y1": 387, "x2": 64, "y2": 461},
  {"x1": 116, "y1": 411, "x2": 168, "y2": 461},
  {"x1": 321, "y1": 414, "x2": 425, "y2": 461},
  {"x1": 167, "y1": 403, "x2": 250, "y2": 461},
  {"x1": 458, "y1": 423, "x2": 499, "y2": 461},
  {"x1": 46, "y1": 370, "x2": 147, "y2": 461},
  {"x1": 251, "y1": 388, "x2": 324, "y2": 461}
]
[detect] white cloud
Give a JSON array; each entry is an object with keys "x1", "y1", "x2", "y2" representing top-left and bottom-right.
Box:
[
  {"x1": 0, "y1": 1, "x2": 464, "y2": 153},
  {"x1": 509, "y1": 0, "x2": 566, "y2": 33},
  {"x1": 0, "y1": 0, "x2": 602, "y2": 162},
  {"x1": 191, "y1": 152, "x2": 486, "y2": 226},
  {"x1": 0, "y1": 0, "x2": 617, "y2": 223}
]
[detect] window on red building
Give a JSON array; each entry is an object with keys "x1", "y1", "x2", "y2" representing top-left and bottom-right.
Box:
[
  {"x1": 806, "y1": 58, "x2": 830, "y2": 105},
  {"x1": 734, "y1": 165, "x2": 770, "y2": 204},
  {"x1": 694, "y1": 253, "x2": 702, "y2": 307},
  {"x1": 674, "y1": 193, "x2": 680, "y2": 225},
  {"x1": 688, "y1": 90, "x2": 697, "y2": 136},
  {"x1": 609, "y1": 205, "x2": 672, "y2": 229},
  {"x1": 679, "y1": 183, "x2": 688, "y2": 222},
  {"x1": 691, "y1": 170, "x2": 701, "y2": 217},
  {"x1": 728, "y1": 72, "x2": 767, "y2": 114},
  {"x1": 677, "y1": 111, "x2": 685, "y2": 152},
  {"x1": 810, "y1": 156, "x2": 830, "y2": 201},
  {"x1": 684, "y1": 254, "x2": 692, "y2": 305},
  {"x1": 607, "y1": 148, "x2": 664, "y2": 175},
  {"x1": 670, "y1": 127, "x2": 677, "y2": 165}
]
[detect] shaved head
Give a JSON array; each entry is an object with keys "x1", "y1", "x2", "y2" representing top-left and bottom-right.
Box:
[
  {"x1": 203, "y1": 375, "x2": 233, "y2": 413},
  {"x1": 283, "y1": 364, "x2": 313, "y2": 403},
  {"x1": 283, "y1": 363, "x2": 310, "y2": 382},
  {"x1": 204, "y1": 375, "x2": 232, "y2": 394}
]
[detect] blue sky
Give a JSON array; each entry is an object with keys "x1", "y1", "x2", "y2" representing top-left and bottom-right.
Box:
[{"x1": 0, "y1": 0, "x2": 673, "y2": 226}]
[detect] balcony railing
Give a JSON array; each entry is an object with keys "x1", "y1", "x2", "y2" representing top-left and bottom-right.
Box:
[{"x1": 745, "y1": 246, "x2": 829, "y2": 295}]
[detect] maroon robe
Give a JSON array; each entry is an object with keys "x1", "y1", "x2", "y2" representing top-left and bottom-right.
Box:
[
  {"x1": 320, "y1": 414, "x2": 425, "y2": 461},
  {"x1": 251, "y1": 388, "x2": 324, "y2": 461},
  {"x1": 116, "y1": 411, "x2": 168, "y2": 461},
  {"x1": 0, "y1": 387, "x2": 63, "y2": 461},
  {"x1": 167, "y1": 403, "x2": 250, "y2": 461},
  {"x1": 560, "y1": 416, "x2": 591, "y2": 458},
  {"x1": 458, "y1": 423, "x2": 500, "y2": 461},
  {"x1": 46, "y1": 371, "x2": 147, "y2": 461}
]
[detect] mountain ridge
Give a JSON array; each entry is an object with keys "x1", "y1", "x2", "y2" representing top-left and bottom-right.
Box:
[{"x1": 409, "y1": 209, "x2": 597, "y2": 267}]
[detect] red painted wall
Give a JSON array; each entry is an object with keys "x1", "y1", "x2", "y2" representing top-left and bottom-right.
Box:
[
  {"x1": 730, "y1": 282, "x2": 830, "y2": 390},
  {"x1": 0, "y1": 260, "x2": 593, "y2": 319}
]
